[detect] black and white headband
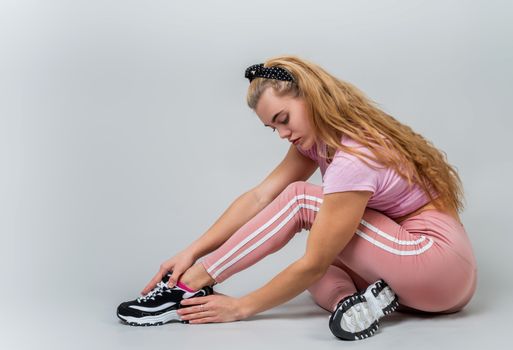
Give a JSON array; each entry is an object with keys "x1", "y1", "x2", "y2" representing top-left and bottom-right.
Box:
[{"x1": 244, "y1": 63, "x2": 295, "y2": 83}]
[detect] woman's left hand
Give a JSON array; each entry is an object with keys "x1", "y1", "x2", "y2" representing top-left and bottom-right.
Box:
[{"x1": 177, "y1": 292, "x2": 246, "y2": 324}]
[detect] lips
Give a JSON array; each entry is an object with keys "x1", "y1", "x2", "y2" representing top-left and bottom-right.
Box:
[{"x1": 292, "y1": 138, "x2": 301, "y2": 145}]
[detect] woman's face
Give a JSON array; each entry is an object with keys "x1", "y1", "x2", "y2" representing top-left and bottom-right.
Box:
[{"x1": 255, "y1": 87, "x2": 315, "y2": 150}]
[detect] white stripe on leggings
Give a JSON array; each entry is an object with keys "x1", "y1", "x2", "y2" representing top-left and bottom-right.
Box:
[
  {"x1": 356, "y1": 229, "x2": 434, "y2": 255},
  {"x1": 360, "y1": 219, "x2": 427, "y2": 245},
  {"x1": 207, "y1": 196, "x2": 433, "y2": 278},
  {"x1": 207, "y1": 194, "x2": 322, "y2": 279}
]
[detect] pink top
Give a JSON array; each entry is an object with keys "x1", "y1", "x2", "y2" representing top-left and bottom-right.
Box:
[{"x1": 296, "y1": 134, "x2": 438, "y2": 219}]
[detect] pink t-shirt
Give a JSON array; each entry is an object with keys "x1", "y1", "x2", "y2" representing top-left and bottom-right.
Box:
[{"x1": 296, "y1": 134, "x2": 438, "y2": 219}]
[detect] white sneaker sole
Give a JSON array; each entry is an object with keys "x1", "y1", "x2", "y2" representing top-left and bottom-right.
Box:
[
  {"x1": 329, "y1": 279, "x2": 399, "y2": 340},
  {"x1": 117, "y1": 308, "x2": 187, "y2": 326}
]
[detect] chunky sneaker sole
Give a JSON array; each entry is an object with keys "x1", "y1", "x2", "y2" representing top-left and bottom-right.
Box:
[
  {"x1": 117, "y1": 273, "x2": 214, "y2": 326},
  {"x1": 328, "y1": 279, "x2": 399, "y2": 340}
]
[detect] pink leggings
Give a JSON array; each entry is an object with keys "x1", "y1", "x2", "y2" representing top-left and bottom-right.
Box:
[{"x1": 200, "y1": 181, "x2": 477, "y2": 314}]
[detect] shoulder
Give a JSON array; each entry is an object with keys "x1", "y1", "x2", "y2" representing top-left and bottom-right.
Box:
[
  {"x1": 322, "y1": 135, "x2": 386, "y2": 194},
  {"x1": 331, "y1": 134, "x2": 383, "y2": 168}
]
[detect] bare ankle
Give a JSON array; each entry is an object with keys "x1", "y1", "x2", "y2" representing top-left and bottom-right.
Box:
[{"x1": 179, "y1": 263, "x2": 215, "y2": 291}]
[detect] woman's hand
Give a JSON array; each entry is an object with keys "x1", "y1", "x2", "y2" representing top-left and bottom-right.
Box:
[
  {"x1": 141, "y1": 250, "x2": 196, "y2": 295},
  {"x1": 177, "y1": 292, "x2": 247, "y2": 324}
]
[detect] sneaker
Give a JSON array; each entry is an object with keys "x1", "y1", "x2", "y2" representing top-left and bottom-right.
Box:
[
  {"x1": 117, "y1": 273, "x2": 214, "y2": 326},
  {"x1": 328, "y1": 279, "x2": 399, "y2": 340}
]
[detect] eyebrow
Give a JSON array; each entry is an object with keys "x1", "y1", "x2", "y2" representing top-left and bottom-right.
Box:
[{"x1": 264, "y1": 109, "x2": 284, "y2": 127}]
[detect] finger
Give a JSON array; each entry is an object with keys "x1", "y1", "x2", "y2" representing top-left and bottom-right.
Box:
[
  {"x1": 181, "y1": 297, "x2": 204, "y2": 306},
  {"x1": 167, "y1": 270, "x2": 181, "y2": 288},
  {"x1": 184, "y1": 295, "x2": 211, "y2": 304},
  {"x1": 181, "y1": 309, "x2": 213, "y2": 321},
  {"x1": 141, "y1": 267, "x2": 167, "y2": 294},
  {"x1": 141, "y1": 275, "x2": 161, "y2": 294},
  {"x1": 180, "y1": 298, "x2": 194, "y2": 306},
  {"x1": 178, "y1": 305, "x2": 199, "y2": 316}
]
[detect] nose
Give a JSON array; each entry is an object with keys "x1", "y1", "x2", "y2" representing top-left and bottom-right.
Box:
[{"x1": 278, "y1": 128, "x2": 291, "y2": 140}]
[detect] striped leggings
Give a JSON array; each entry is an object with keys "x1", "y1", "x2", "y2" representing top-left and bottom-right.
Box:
[{"x1": 200, "y1": 181, "x2": 477, "y2": 313}]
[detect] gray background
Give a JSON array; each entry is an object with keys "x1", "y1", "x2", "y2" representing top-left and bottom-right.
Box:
[{"x1": 1, "y1": 0, "x2": 512, "y2": 349}]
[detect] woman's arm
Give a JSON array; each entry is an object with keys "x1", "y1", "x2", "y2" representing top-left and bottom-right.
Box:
[
  {"x1": 238, "y1": 190, "x2": 372, "y2": 319},
  {"x1": 185, "y1": 145, "x2": 317, "y2": 261}
]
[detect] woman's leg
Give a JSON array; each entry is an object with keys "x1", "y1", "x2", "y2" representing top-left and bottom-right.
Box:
[
  {"x1": 306, "y1": 264, "x2": 358, "y2": 312},
  {"x1": 199, "y1": 181, "x2": 324, "y2": 284},
  {"x1": 184, "y1": 180, "x2": 359, "y2": 309},
  {"x1": 307, "y1": 260, "x2": 370, "y2": 312},
  {"x1": 328, "y1": 208, "x2": 477, "y2": 313},
  {"x1": 188, "y1": 179, "x2": 476, "y2": 314}
]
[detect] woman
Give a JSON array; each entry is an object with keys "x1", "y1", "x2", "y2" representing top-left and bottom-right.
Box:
[{"x1": 117, "y1": 55, "x2": 477, "y2": 341}]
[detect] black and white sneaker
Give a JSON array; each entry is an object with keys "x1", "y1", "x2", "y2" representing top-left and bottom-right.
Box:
[
  {"x1": 328, "y1": 279, "x2": 399, "y2": 340},
  {"x1": 117, "y1": 273, "x2": 214, "y2": 326}
]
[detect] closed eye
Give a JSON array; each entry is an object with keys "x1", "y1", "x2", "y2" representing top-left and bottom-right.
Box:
[{"x1": 270, "y1": 115, "x2": 289, "y2": 132}]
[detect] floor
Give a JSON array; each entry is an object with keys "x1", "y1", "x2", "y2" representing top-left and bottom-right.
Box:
[{"x1": 2, "y1": 267, "x2": 509, "y2": 350}]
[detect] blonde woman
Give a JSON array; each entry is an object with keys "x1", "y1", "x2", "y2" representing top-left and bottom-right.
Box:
[{"x1": 117, "y1": 55, "x2": 477, "y2": 341}]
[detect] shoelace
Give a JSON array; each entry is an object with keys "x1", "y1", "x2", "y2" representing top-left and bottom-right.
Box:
[{"x1": 137, "y1": 281, "x2": 170, "y2": 303}]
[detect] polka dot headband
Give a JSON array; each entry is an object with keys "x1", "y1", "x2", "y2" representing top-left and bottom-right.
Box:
[{"x1": 244, "y1": 63, "x2": 295, "y2": 83}]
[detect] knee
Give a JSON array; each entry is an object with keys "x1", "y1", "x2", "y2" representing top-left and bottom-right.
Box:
[
  {"x1": 282, "y1": 181, "x2": 320, "y2": 198},
  {"x1": 284, "y1": 180, "x2": 307, "y2": 192},
  {"x1": 276, "y1": 181, "x2": 305, "y2": 201}
]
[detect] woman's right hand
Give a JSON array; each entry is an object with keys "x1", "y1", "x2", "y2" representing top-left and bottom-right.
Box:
[{"x1": 141, "y1": 250, "x2": 197, "y2": 295}]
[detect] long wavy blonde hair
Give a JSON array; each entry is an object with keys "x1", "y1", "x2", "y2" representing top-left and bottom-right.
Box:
[{"x1": 246, "y1": 55, "x2": 465, "y2": 213}]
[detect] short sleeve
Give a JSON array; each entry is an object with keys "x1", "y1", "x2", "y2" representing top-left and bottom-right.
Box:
[{"x1": 322, "y1": 154, "x2": 380, "y2": 195}]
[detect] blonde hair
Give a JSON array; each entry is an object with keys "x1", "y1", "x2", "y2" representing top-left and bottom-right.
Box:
[{"x1": 246, "y1": 55, "x2": 465, "y2": 213}]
